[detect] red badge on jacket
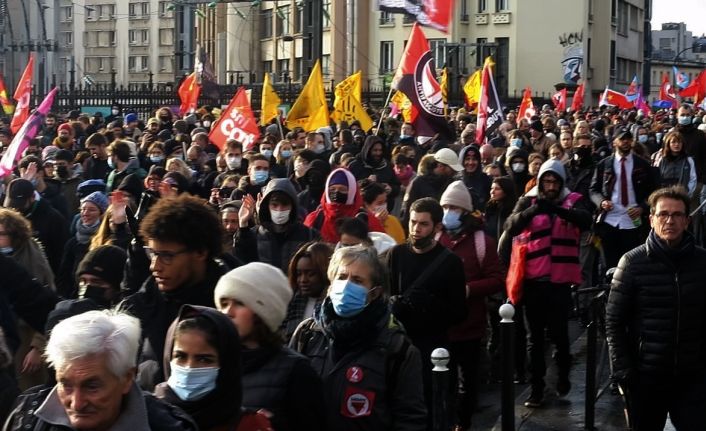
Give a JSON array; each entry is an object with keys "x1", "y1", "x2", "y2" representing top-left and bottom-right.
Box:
[
  {"x1": 346, "y1": 366, "x2": 364, "y2": 383},
  {"x1": 341, "y1": 387, "x2": 376, "y2": 418}
]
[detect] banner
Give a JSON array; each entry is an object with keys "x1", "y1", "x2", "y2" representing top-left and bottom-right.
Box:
[
  {"x1": 390, "y1": 90, "x2": 413, "y2": 122},
  {"x1": 551, "y1": 88, "x2": 567, "y2": 112},
  {"x1": 178, "y1": 72, "x2": 201, "y2": 115},
  {"x1": 475, "y1": 56, "x2": 504, "y2": 144},
  {"x1": 209, "y1": 87, "x2": 260, "y2": 151},
  {"x1": 673, "y1": 66, "x2": 690, "y2": 89},
  {"x1": 599, "y1": 87, "x2": 633, "y2": 109},
  {"x1": 679, "y1": 70, "x2": 706, "y2": 105},
  {"x1": 286, "y1": 60, "x2": 330, "y2": 131},
  {"x1": 260, "y1": 73, "x2": 282, "y2": 126},
  {"x1": 463, "y1": 70, "x2": 481, "y2": 111},
  {"x1": 440, "y1": 67, "x2": 448, "y2": 116},
  {"x1": 658, "y1": 73, "x2": 677, "y2": 108},
  {"x1": 570, "y1": 82, "x2": 584, "y2": 112},
  {"x1": 624, "y1": 75, "x2": 639, "y2": 102},
  {"x1": 391, "y1": 23, "x2": 452, "y2": 139},
  {"x1": 517, "y1": 87, "x2": 535, "y2": 123},
  {"x1": 10, "y1": 56, "x2": 34, "y2": 134},
  {"x1": 332, "y1": 71, "x2": 373, "y2": 131},
  {"x1": 0, "y1": 74, "x2": 14, "y2": 115},
  {"x1": 0, "y1": 87, "x2": 57, "y2": 177},
  {"x1": 377, "y1": 0, "x2": 454, "y2": 33}
]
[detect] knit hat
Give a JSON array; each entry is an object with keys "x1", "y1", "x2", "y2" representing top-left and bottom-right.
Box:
[
  {"x1": 81, "y1": 191, "x2": 109, "y2": 213},
  {"x1": 116, "y1": 173, "x2": 145, "y2": 200},
  {"x1": 125, "y1": 113, "x2": 138, "y2": 124},
  {"x1": 440, "y1": 180, "x2": 473, "y2": 212},
  {"x1": 76, "y1": 179, "x2": 107, "y2": 199},
  {"x1": 76, "y1": 245, "x2": 127, "y2": 288},
  {"x1": 54, "y1": 149, "x2": 74, "y2": 162},
  {"x1": 57, "y1": 123, "x2": 73, "y2": 134},
  {"x1": 214, "y1": 262, "x2": 293, "y2": 332},
  {"x1": 530, "y1": 120, "x2": 543, "y2": 132}
]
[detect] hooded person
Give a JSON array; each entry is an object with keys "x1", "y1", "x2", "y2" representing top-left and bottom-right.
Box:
[
  {"x1": 347, "y1": 136, "x2": 401, "y2": 210},
  {"x1": 504, "y1": 146, "x2": 530, "y2": 195},
  {"x1": 502, "y1": 159, "x2": 592, "y2": 408},
  {"x1": 303, "y1": 168, "x2": 385, "y2": 243},
  {"x1": 457, "y1": 144, "x2": 492, "y2": 211},
  {"x1": 296, "y1": 158, "x2": 330, "y2": 214},
  {"x1": 234, "y1": 179, "x2": 320, "y2": 272},
  {"x1": 154, "y1": 305, "x2": 245, "y2": 431}
]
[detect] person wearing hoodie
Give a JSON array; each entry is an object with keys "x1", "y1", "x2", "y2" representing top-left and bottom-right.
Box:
[
  {"x1": 503, "y1": 159, "x2": 592, "y2": 408},
  {"x1": 504, "y1": 146, "x2": 531, "y2": 196},
  {"x1": 106, "y1": 140, "x2": 147, "y2": 192},
  {"x1": 234, "y1": 178, "x2": 320, "y2": 272},
  {"x1": 438, "y1": 181, "x2": 504, "y2": 430},
  {"x1": 214, "y1": 262, "x2": 326, "y2": 431},
  {"x1": 45, "y1": 149, "x2": 83, "y2": 219},
  {"x1": 304, "y1": 168, "x2": 384, "y2": 244},
  {"x1": 458, "y1": 144, "x2": 492, "y2": 211},
  {"x1": 348, "y1": 136, "x2": 401, "y2": 211}
]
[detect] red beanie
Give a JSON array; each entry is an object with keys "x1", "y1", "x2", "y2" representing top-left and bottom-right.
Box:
[{"x1": 57, "y1": 123, "x2": 73, "y2": 134}]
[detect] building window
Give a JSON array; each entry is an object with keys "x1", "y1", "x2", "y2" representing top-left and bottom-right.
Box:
[
  {"x1": 159, "y1": 1, "x2": 173, "y2": 17},
  {"x1": 629, "y1": 5, "x2": 638, "y2": 31},
  {"x1": 99, "y1": 4, "x2": 114, "y2": 20},
  {"x1": 97, "y1": 31, "x2": 115, "y2": 47},
  {"x1": 429, "y1": 39, "x2": 446, "y2": 68},
  {"x1": 478, "y1": 0, "x2": 486, "y2": 13},
  {"x1": 278, "y1": 59, "x2": 290, "y2": 81},
  {"x1": 617, "y1": 1, "x2": 628, "y2": 35},
  {"x1": 460, "y1": 0, "x2": 469, "y2": 20},
  {"x1": 294, "y1": 4, "x2": 304, "y2": 33},
  {"x1": 321, "y1": 55, "x2": 331, "y2": 77},
  {"x1": 159, "y1": 29, "x2": 173, "y2": 46},
  {"x1": 294, "y1": 57, "x2": 303, "y2": 81},
  {"x1": 129, "y1": 56, "x2": 148, "y2": 72},
  {"x1": 380, "y1": 41, "x2": 394, "y2": 74},
  {"x1": 610, "y1": 40, "x2": 616, "y2": 76},
  {"x1": 261, "y1": 9, "x2": 273, "y2": 39},
  {"x1": 380, "y1": 11, "x2": 394, "y2": 25},
  {"x1": 476, "y1": 37, "x2": 487, "y2": 67},
  {"x1": 263, "y1": 60, "x2": 273, "y2": 74},
  {"x1": 60, "y1": 6, "x2": 73, "y2": 22},
  {"x1": 277, "y1": 6, "x2": 290, "y2": 36},
  {"x1": 495, "y1": 0, "x2": 509, "y2": 11},
  {"x1": 323, "y1": 2, "x2": 331, "y2": 28},
  {"x1": 62, "y1": 32, "x2": 73, "y2": 47},
  {"x1": 159, "y1": 56, "x2": 173, "y2": 72},
  {"x1": 86, "y1": 6, "x2": 96, "y2": 21},
  {"x1": 129, "y1": 2, "x2": 149, "y2": 18},
  {"x1": 403, "y1": 14, "x2": 415, "y2": 24}
]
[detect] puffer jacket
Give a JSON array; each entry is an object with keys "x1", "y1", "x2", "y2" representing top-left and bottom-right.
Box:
[{"x1": 606, "y1": 230, "x2": 706, "y2": 383}]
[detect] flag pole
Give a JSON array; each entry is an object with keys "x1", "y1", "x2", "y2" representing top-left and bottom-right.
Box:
[
  {"x1": 375, "y1": 85, "x2": 395, "y2": 135},
  {"x1": 275, "y1": 114, "x2": 284, "y2": 140}
]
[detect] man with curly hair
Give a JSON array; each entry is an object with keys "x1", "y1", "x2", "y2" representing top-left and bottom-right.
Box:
[{"x1": 122, "y1": 193, "x2": 231, "y2": 390}]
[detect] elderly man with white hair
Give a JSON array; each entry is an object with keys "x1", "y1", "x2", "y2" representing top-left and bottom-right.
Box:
[{"x1": 3, "y1": 310, "x2": 196, "y2": 431}]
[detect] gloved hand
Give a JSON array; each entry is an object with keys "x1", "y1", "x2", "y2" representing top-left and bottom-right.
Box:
[{"x1": 536, "y1": 199, "x2": 556, "y2": 214}]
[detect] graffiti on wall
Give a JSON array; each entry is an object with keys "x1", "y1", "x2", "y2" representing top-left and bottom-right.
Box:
[{"x1": 560, "y1": 30, "x2": 583, "y2": 84}]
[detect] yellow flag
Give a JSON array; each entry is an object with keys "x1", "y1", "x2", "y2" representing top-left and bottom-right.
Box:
[
  {"x1": 286, "y1": 60, "x2": 330, "y2": 131},
  {"x1": 390, "y1": 91, "x2": 413, "y2": 123},
  {"x1": 332, "y1": 71, "x2": 373, "y2": 131},
  {"x1": 463, "y1": 69, "x2": 481, "y2": 110},
  {"x1": 260, "y1": 73, "x2": 281, "y2": 126},
  {"x1": 440, "y1": 67, "x2": 448, "y2": 116}
]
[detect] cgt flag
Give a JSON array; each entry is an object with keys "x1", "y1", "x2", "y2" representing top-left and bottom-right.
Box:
[
  {"x1": 10, "y1": 56, "x2": 34, "y2": 134},
  {"x1": 333, "y1": 71, "x2": 373, "y2": 131},
  {"x1": 209, "y1": 87, "x2": 260, "y2": 151},
  {"x1": 377, "y1": 0, "x2": 454, "y2": 33},
  {"x1": 475, "y1": 56, "x2": 504, "y2": 145},
  {"x1": 517, "y1": 87, "x2": 535, "y2": 123},
  {"x1": 0, "y1": 87, "x2": 57, "y2": 177},
  {"x1": 391, "y1": 23, "x2": 452, "y2": 139}
]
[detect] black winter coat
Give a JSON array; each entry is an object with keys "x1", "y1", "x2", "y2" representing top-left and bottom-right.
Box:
[{"x1": 606, "y1": 231, "x2": 706, "y2": 383}]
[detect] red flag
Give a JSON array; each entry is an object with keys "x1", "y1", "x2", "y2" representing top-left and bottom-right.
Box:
[
  {"x1": 208, "y1": 87, "x2": 260, "y2": 151},
  {"x1": 378, "y1": 0, "x2": 453, "y2": 33},
  {"x1": 599, "y1": 88, "x2": 633, "y2": 109},
  {"x1": 475, "y1": 57, "x2": 504, "y2": 145},
  {"x1": 178, "y1": 72, "x2": 201, "y2": 115},
  {"x1": 551, "y1": 88, "x2": 567, "y2": 112},
  {"x1": 679, "y1": 70, "x2": 706, "y2": 105},
  {"x1": 570, "y1": 82, "x2": 585, "y2": 112},
  {"x1": 10, "y1": 56, "x2": 34, "y2": 134},
  {"x1": 659, "y1": 73, "x2": 677, "y2": 108},
  {"x1": 517, "y1": 87, "x2": 535, "y2": 123},
  {"x1": 391, "y1": 23, "x2": 452, "y2": 139}
]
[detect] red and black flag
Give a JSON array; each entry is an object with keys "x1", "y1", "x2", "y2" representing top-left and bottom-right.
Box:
[
  {"x1": 391, "y1": 23, "x2": 452, "y2": 140},
  {"x1": 475, "y1": 57, "x2": 504, "y2": 145},
  {"x1": 195, "y1": 44, "x2": 220, "y2": 101},
  {"x1": 377, "y1": 0, "x2": 454, "y2": 32}
]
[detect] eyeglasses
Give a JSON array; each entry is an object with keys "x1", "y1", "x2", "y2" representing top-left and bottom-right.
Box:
[
  {"x1": 143, "y1": 246, "x2": 189, "y2": 265},
  {"x1": 653, "y1": 211, "x2": 687, "y2": 222}
]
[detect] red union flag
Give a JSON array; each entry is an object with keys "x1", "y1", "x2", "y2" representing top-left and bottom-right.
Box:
[
  {"x1": 209, "y1": 87, "x2": 260, "y2": 151},
  {"x1": 391, "y1": 23, "x2": 452, "y2": 139},
  {"x1": 551, "y1": 88, "x2": 567, "y2": 112},
  {"x1": 11, "y1": 56, "x2": 34, "y2": 134},
  {"x1": 570, "y1": 82, "x2": 585, "y2": 112},
  {"x1": 517, "y1": 87, "x2": 535, "y2": 123}
]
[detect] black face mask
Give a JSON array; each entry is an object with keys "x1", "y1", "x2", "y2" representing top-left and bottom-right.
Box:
[
  {"x1": 56, "y1": 165, "x2": 69, "y2": 178},
  {"x1": 410, "y1": 233, "x2": 434, "y2": 250},
  {"x1": 329, "y1": 190, "x2": 348, "y2": 204},
  {"x1": 59, "y1": 136, "x2": 69, "y2": 143},
  {"x1": 159, "y1": 115, "x2": 170, "y2": 122},
  {"x1": 573, "y1": 147, "x2": 592, "y2": 165},
  {"x1": 79, "y1": 284, "x2": 113, "y2": 308}
]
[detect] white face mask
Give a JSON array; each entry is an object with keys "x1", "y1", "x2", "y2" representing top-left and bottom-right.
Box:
[
  {"x1": 226, "y1": 156, "x2": 242, "y2": 170},
  {"x1": 511, "y1": 162, "x2": 526, "y2": 173},
  {"x1": 314, "y1": 143, "x2": 325, "y2": 154},
  {"x1": 294, "y1": 162, "x2": 309, "y2": 178},
  {"x1": 270, "y1": 209, "x2": 291, "y2": 225}
]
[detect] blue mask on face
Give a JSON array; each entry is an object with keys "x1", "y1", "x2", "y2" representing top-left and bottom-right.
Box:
[
  {"x1": 511, "y1": 138, "x2": 523, "y2": 148},
  {"x1": 329, "y1": 279, "x2": 370, "y2": 318},
  {"x1": 167, "y1": 362, "x2": 219, "y2": 401},
  {"x1": 281, "y1": 150, "x2": 292, "y2": 158},
  {"x1": 0, "y1": 246, "x2": 14, "y2": 255},
  {"x1": 678, "y1": 116, "x2": 692, "y2": 126},
  {"x1": 252, "y1": 170, "x2": 269, "y2": 185},
  {"x1": 107, "y1": 157, "x2": 115, "y2": 169},
  {"x1": 150, "y1": 155, "x2": 164, "y2": 163},
  {"x1": 442, "y1": 209, "x2": 463, "y2": 230},
  {"x1": 261, "y1": 149, "x2": 273, "y2": 158}
]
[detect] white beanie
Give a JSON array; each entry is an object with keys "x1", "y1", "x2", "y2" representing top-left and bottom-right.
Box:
[
  {"x1": 440, "y1": 180, "x2": 473, "y2": 212},
  {"x1": 214, "y1": 262, "x2": 293, "y2": 332}
]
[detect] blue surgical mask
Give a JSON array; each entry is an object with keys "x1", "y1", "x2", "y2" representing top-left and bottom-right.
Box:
[
  {"x1": 261, "y1": 149, "x2": 273, "y2": 158},
  {"x1": 167, "y1": 362, "x2": 219, "y2": 402},
  {"x1": 329, "y1": 279, "x2": 370, "y2": 318},
  {"x1": 637, "y1": 135, "x2": 647, "y2": 144},
  {"x1": 252, "y1": 170, "x2": 269, "y2": 185},
  {"x1": 107, "y1": 157, "x2": 115, "y2": 169},
  {"x1": 399, "y1": 134, "x2": 410, "y2": 140},
  {"x1": 150, "y1": 155, "x2": 164, "y2": 163},
  {"x1": 656, "y1": 132, "x2": 663, "y2": 143},
  {"x1": 678, "y1": 116, "x2": 692, "y2": 125},
  {"x1": 442, "y1": 209, "x2": 463, "y2": 230},
  {"x1": 0, "y1": 246, "x2": 14, "y2": 255},
  {"x1": 281, "y1": 150, "x2": 292, "y2": 158},
  {"x1": 511, "y1": 138, "x2": 523, "y2": 148}
]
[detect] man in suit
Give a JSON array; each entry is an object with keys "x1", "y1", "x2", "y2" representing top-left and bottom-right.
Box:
[{"x1": 590, "y1": 127, "x2": 659, "y2": 269}]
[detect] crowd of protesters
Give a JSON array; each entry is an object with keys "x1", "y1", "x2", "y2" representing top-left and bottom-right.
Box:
[{"x1": 0, "y1": 99, "x2": 705, "y2": 431}]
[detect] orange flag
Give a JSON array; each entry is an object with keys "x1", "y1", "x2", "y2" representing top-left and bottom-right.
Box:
[
  {"x1": 10, "y1": 56, "x2": 34, "y2": 134},
  {"x1": 178, "y1": 72, "x2": 201, "y2": 115},
  {"x1": 0, "y1": 74, "x2": 14, "y2": 115}
]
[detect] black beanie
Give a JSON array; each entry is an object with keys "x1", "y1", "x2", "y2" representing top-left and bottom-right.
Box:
[
  {"x1": 76, "y1": 245, "x2": 127, "y2": 288},
  {"x1": 117, "y1": 173, "x2": 145, "y2": 200}
]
